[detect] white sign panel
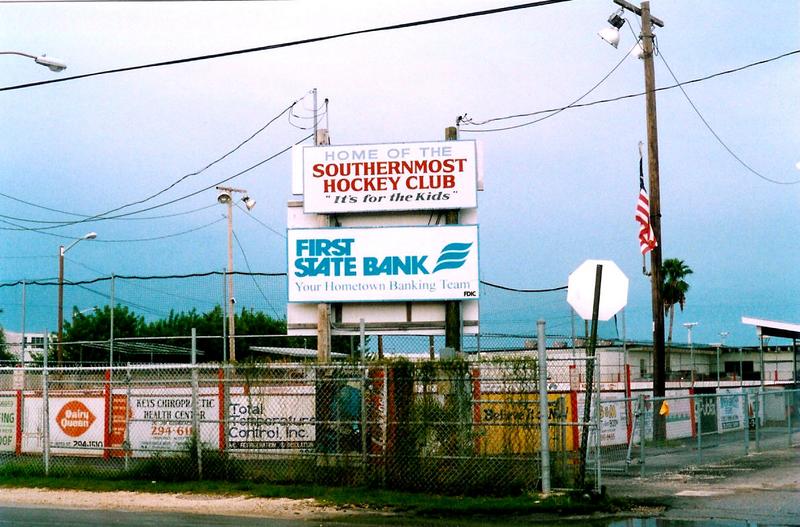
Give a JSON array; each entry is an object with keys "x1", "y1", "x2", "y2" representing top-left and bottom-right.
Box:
[
  {"x1": 288, "y1": 225, "x2": 480, "y2": 303},
  {"x1": 228, "y1": 388, "x2": 315, "y2": 451},
  {"x1": 48, "y1": 397, "x2": 106, "y2": 455},
  {"x1": 128, "y1": 391, "x2": 220, "y2": 454},
  {"x1": 294, "y1": 140, "x2": 479, "y2": 213}
]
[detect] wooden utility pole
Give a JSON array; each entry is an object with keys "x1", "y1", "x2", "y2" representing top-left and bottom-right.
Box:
[
  {"x1": 610, "y1": 0, "x2": 665, "y2": 439},
  {"x1": 640, "y1": 1, "x2": 666, "y2": 440},
  {"x1": 444, "y1": 126, "x2": 461, "y2": 355},
  {"x1": 315, "y1": 89, "x2": 333, "y2": 363}
]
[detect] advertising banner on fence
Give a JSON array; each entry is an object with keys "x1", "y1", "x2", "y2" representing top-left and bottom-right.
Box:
[
  {"x1": 717, "y1": 388, "x2": 744, "y2": 431},
  {"x1": 128, "y1": 391, "x2": 219, "y2": 454},
  {"x1": 0, "y1": 396, "x2": 16, "y2": 452},
  {"x1": 577, "y1": 393, "x2": 630, "y2": 447},
  {"x1": 293, "y1": 140, "x2": 479, "y2": 213},
  {"x1": 48, "y1": 397, "x2": 106, "y2": 455},
  {"x1": 228, "y1": 388, "x2": 315, "y2": 451},
  {"x1": 288, "y1": 225, "x2": 480, "y2": 303},
  {"x1": 479, "y1": 393, "x2": 575, "y2": 454}
]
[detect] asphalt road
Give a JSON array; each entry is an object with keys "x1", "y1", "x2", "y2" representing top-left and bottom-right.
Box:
[
  {"x1": 0, "y1": 505, "x2": 307, "y2": 527},
  {"x1": 604, "y1": 446, "x2": 800, "y2": 525}
]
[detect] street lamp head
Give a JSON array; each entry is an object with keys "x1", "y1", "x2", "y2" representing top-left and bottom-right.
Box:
[
  {"x1": 242, "y1": 195, "x2": 256, "y2": 211},
  {"x1": 83, "y1": 232, "x2": 97, "y2": 240},
  {"x1": 34, "y1": 55, "x2": 67, "y2": 72},
  {"x1": 217, "y1": 189, "x2": 232, "y2": 204}
]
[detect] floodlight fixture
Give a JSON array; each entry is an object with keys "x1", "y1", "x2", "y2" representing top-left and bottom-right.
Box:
[
  {"x1": 242, "y1": 195, "x2": 256, "y2": 211},
  {"x1": 598, "y1": 11, "x2": 626, "y2": 48}
]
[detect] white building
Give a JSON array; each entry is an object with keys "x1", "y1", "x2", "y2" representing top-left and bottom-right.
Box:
[{"x1": 3, "y1": 331, "x2": 46, "y2": 363}]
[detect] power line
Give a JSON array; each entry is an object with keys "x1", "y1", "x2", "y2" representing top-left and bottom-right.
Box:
[
  {"x1": 481, "y1": 280, "x2": 567, "y2": 293},
  {"x1": 461, "y1": 49, "x2": 800, "y2": 132},
  {"x1": 0, "y1": 0, "x2": 573, "y2": 93},
  {"x1": 232, "y1": 229, "x2": 280, "y2": 318},
  {"x1": 235, "y1": 202, "x2": 285, "y2": 239},
  {"x1": 0, "y1": 272, "x2": 564, "y2": 295},
  {"x1": 94, "y1": 217, "x2": 226, "y2": 243},
  {"x1": 0, "y1": 99, "x2": 304, "y2": 229},
  {"x1": 0, "y1": 270, "x2": 285, "y2": 288},
  {"x1": 657, "y1": 48, "x2": 800, "y2": 186},
  {"x1": 0, "y1": 203, "x2": 218, "y2": 225},
  {"x1": 0, "y1": 134, "x2": 312, "y2": 233},
  {"x1": 459, "y1": 41, "x2": 635, "y2": 132}
]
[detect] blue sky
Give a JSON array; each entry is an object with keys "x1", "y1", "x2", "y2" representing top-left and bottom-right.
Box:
[{"x1": 1, "y1": 0, "x2": 798, "y2": 347}]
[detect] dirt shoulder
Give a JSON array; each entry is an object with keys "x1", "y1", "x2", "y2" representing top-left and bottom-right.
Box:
[{"x1": 0, "y1": 488, "x2": 353, "y2": 521}]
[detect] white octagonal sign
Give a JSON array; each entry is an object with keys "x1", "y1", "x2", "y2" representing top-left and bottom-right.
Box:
[{"x1": 567, "y1": 259, "x2": 629, "y2": 321}]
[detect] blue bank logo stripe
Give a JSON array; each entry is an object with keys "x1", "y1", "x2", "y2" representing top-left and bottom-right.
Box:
[{"x1": 432, "y1": 242, "x2": 473, "y2": 273}]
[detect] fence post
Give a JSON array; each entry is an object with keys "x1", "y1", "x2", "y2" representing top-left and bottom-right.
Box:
[
  {"x1": 537, "y1": 319, "x2": 550, "y2": 494},
  {"x1": 191, "y1": 328, "x2": 202, "y2": 479},
  {"x1": 361, "y1": 366, "x2": 368, "y2": 483},
  {"x1": 42, "y1": 331, "x2": 50, "y2": 477},
  {"x1": 696, "y1": 395, "x2": 703, "y2": 465},
  {"x1": 124, "y1": 363, "x2": 132, "y2": 471},
  {"x1": 787, "y1": 390, "x2": 792, "y2": 448},
  {"x1": 743, "y1": 391, "x2": 749, "y2": 456},
  {"x1": 754, "y1": 389, "x2": 761, "y2": 452},
  {"x1": 638, "y1": 393, "x2": 645, "y2": 478}
]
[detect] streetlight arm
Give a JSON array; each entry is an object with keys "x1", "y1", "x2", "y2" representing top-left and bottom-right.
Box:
[
  {"x1": 63, "y1": 232, "x2": 97, "y2": 254},
  {"x1": 0, "y1": 51, "x2": 67, "y2": 72}
]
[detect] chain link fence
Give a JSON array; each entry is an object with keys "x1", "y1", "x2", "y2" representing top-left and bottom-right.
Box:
[
  {"x1": 0, "y1": 352, "x2": 606, "y2": 494},
  {"x1": 595, "y1": 386, "x2": 800, "y2": 478}
]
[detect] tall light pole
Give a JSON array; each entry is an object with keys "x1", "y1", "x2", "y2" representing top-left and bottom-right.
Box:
[
  {"x1": 683, "y1": 322, "x2": 698, "y2": 386},
  {"x1": 0, "y1": 51, "x2": 67, "y2": 72},
  {"x1": 718, "y1": 331, "x2": 729, "y2": 387},
  {"x1": 599, "y1": 0, "x2": 666, "y2": 438},
  {"x1": 57, "y1": 232, "x2": 97, "y2": 364},
  {"x1": 216, "y1": 186, "x2": 255, "y2": 362}
]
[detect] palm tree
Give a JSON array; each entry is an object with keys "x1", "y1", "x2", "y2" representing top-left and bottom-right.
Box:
[{"x1": 662, "y1": 258, "x2": 693, "y2": 376}]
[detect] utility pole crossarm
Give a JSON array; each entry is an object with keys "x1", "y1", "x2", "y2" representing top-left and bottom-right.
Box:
[{"x1": 613, "y1": 0, "x2": 664, "y2": 27}]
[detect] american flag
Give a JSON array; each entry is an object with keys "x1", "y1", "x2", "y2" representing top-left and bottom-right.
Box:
[{"x1": 636, "y1": 153, "x2": 657, "y2": 255}]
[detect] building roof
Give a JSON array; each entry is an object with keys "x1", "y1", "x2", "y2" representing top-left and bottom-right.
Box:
[{"x1": 741, "y1": 316, "x2": 800, "y2": 340}]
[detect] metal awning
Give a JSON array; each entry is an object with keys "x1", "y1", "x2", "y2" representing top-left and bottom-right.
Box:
[
  {"x1": 741, "y1": 317, "x2": 800, "y2": 340},
  {"x1": 82, "y1": 341, "x2": 202, "y2": 357},
  {"x1": 250, "y1": 346, "x2": 348, "y2": 360}
]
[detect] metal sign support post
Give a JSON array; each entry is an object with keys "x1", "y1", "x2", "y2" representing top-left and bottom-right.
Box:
[{"x1": 537, "y1": 319, "x2": 550, "y2": 494}]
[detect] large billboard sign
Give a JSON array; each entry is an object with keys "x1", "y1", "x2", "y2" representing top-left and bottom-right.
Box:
[
  {"x1": 288, "y1": 225, "x2": 479, "y2": 303},
  {"x1": 293, "y1": 140, "x2": 479, "y2": 213}
]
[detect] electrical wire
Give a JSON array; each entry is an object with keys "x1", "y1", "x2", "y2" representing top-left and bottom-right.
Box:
[
  {"x1": 75, "y1": 283, "x2": 167, "y2": 318},
  {"x1": 90, "y1": 217, "x2": 225, "y2": 243},
  {"x1": 0, "y1": 203, "x2": 218, "y2": 225},
  {"x1": 231, "y1": 229, "x2": 280, "y2": 318},
  {"x1": 460, "y1": 48, "x2": 800, "y2": 132},
  {"x1": 657, "y1": 47, "x2": 800, "y2": 186},
  {"x1": 0, "y1": 134, "x2": 312, "y2": 233},
  {"x1": 235, "y1": 202, "x2": 285, "y2": 239},
  {"x1": 0, "y1": 100, "x2": 304, "y2": 230},
  {"x1": 460, "y1": 42, "x2": 634, "y2": 132},
  {"x1": 480, "y1": 280, "x2": 567, "y2": 293},
  {"x1": 0, "y1": 1, "x2": 574, "y2": 93},
  {"x1": 0, "y1": 270, "x2": 285, "y2": 288}
]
